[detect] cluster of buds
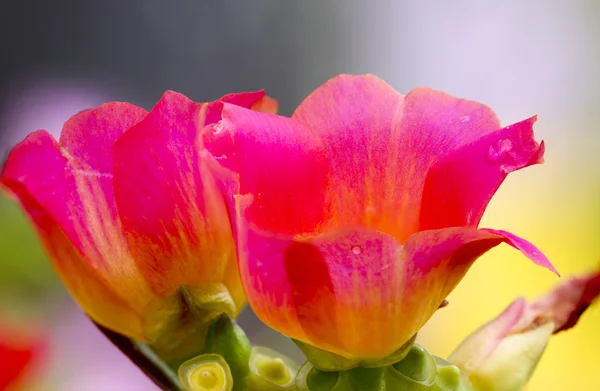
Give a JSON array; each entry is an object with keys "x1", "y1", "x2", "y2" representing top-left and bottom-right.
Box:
[{"x1": 1, "y1": 74, "x2": 598, "y2": 390}]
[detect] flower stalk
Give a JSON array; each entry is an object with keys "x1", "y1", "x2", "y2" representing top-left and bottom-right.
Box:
[{"x1": 94, "y1": 321, "x2": 183, "y2": 391}]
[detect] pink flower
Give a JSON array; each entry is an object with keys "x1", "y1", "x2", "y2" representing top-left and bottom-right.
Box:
[
  {"x1": 201, "y1": 74, "x2": 557, "y2": 363},
  {"x1": 1, "y1": 90, "x2": 276, "y2": 344}
]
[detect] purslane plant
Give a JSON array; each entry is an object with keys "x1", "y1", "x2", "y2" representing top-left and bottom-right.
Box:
[
  {"x1": 200, "y1": 74, "x2": 555, "y2": 366},
  {"x1": 1, "y1": 74, "x2": 598, "y2": 391}
]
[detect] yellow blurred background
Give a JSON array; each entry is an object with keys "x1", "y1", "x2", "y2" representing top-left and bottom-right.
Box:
[
  {"x1": 0, "y1": 1, "x2": 598, "y2": 390},
  {"x1": 420, "y1": 124, "x2": 600, "y2": 389}
]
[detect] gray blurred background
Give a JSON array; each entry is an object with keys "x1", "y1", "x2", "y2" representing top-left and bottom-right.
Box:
[{"x1": 0, "y1": 1, "x2": 598, "y2": 390}]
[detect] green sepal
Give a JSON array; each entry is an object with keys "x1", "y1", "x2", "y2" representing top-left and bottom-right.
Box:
[
  {"x1": 361, "y1": 334, "x2": 417, "y2": 368},
  {"x1": 203, "y1": 313, "x2": 252, "y2": 391},
  {"x1": 296, "y1": 364, "x2": 385, "y2": 391},
  {"x1": 145, "y1": 284, "x2": 238, "y2": 367},
  {"x1": 388, "y1": 344, "x2": 437, "y2": 387},
  {"x1": 296, "y1": 344, "x2": 473, "y2": 391},
  {"x1": 293, "y1": 334, "x2": 416, "y2": 371},
  {"x1": 293, "y1": 340, "x2": 360, "y2": 371}
]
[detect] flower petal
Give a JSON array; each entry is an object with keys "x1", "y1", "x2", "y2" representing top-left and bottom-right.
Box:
[
  {"x1": 292, "y1": 75, "x2": 501, "y2": 241},
  {"x1": 480, "y1": 228, "x2": 557, "y2": 274},
  {"x1": 419, "y1": 116, "x2": 545, "y2": 230},
  {"x1": 395, "y1": 227, "x2": 554, "y2": 349},
  {"x1": 59, "y1": 102, "x2": 148, "y2": 174},
  {"x1": 235, "y1": 201, "x2": 556, "y2": 359},
  {"x1": 513, "y1": 269, "x2": 600, "y2": 333},
  {"x1": 112, "y1": 91, "x2": 270, "y2": 311},
  {"x1": 200, "y1": 103, "x2": 331, "y2": 236},
  {"x1": 291, "y1": 75, "x2": 405, "y2": 234},
  {"x1": 1, "y1": 131, "x2": 146, "y2": 339}
]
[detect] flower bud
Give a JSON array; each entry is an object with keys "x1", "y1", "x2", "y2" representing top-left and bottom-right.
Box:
[
  {"x1": 203, "y1": 313, "x2": 252, "y2": 391},
  {"x1": 449, "y1": 269, "x2": 600, "y2": 391},
  {"x1": 179, "y1": 354, "x2": 233, "y2": 391},
  {"x1": 249, "y1": 346, "x2": 298, "y2": 390},
  {"x1": 466, "y1": 322, "x2": 553, "y2": 391}
]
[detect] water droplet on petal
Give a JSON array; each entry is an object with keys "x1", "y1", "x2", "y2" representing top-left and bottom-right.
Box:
[
  {"x1": 213, "y1": 121, "x2": 224, "y2": 134},
  {"x1": 487, "y1": 139, "x2": 513, "y2": 164},
  {"x1": 460, "y1": 115, "x2": 470, "y2": 123},
  {"x1": 351, "y1": 246, "x2": 362, "y2": 255}
]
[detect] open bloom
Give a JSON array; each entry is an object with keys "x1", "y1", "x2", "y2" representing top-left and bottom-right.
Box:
[
  {"x1": 449, "y1": 269, "x2": 600, "y2": 391},
  {"x1": 1, "y1": 91, "x2": 276, "y2": 343},
  {"x1": 201, "y1": 74, "x2": 557, "y2": 363}
]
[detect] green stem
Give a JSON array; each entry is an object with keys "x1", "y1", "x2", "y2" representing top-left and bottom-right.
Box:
[{"x1": 94, "y1": 321, "x2": 183, "y2": 391}]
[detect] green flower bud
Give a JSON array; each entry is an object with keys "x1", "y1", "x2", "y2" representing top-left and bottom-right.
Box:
[
  {"x1": 466, "y1": 322, "x2": 554, "y2": 391},
  {"x1": 249, "y1": 346, "x2": 299, "y2": 390},
  {"x1": 179, "y1": 353, "x2": 233, "y2": 391},
  {"x1": 448, "y1": 270, "x2": 600, "y2": 391},
  {"x1": 204, "y1": 313, "x2": 252, "y2": 391}
]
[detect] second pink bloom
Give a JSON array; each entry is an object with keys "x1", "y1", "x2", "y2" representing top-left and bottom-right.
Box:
[{"x1": 201, "y1": 74, "x2": 557, "y2": 361}]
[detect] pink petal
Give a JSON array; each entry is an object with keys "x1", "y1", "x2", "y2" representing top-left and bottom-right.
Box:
[
  {"x1": 0, "y1": 131, "x2": 147, "y2": 339},
  {"x1": 234, "y1": 202, "x2": 556, "y2": 359},
  {"x1": 513, "y1": 269, "x2": 600, "y2": 334},
  {"x1": 419, "y1": 116, "x2": 545, "y2": 230},
  {"x1": 200, "y1": 103, "x2": 331, "y2": 236},
  {"x1": 292, "y1": 75, "x2": 405, "y2": 234},
  {"x1": 398, "y1": 227, "x2": 555, "y2": 338},
  {"x1": 292, "y1": 75, "x2": 502, "y2": 241},
  {"x1": 112, "y1": 91, "x2": 267, "y2": 308},
  {"x1": 480, "y1": 228, "x2": 557, "y2": 274},
  {"x1": 57, "y1": 102, "x2": 148, "y2": 232},
  {"x1": 59, "y1": 102, "x2": 148, "y2": 174}
]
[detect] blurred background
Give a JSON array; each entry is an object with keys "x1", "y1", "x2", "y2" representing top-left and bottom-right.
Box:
[{"x1": 0, "y1": 1, "x2": 598, "y2": 390}]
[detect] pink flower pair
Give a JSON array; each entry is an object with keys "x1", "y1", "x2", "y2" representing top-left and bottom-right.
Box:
[{"x1": 1, "y1": 75, "x2": 556, "y2": 363}]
